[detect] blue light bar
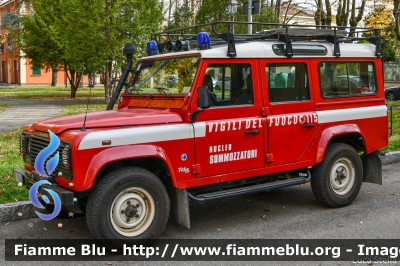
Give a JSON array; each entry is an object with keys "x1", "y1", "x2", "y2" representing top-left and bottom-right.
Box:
[
  {"x1": 147, "y1": 41, "x2": 159, "y2": 56},
  {"x1": 197, "y1": 32, "x2": 211, "y2": 50}
]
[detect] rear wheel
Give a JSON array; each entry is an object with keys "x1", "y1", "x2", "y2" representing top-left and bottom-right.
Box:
[
  {"x1": 311, "y1": 143, "x2": 362, "y2": 208},
  {"x1": 215, "y1": 85, "x2": 221, "y2": 91},
  {"x1": 86, "y1": 167, "x2": 170, "y2": 249},
  {"x1": 386, "y1": 91, "x2": 396, "y2": 101}
]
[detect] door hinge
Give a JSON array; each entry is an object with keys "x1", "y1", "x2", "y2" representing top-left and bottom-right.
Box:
[
  {"x1": 261, "y1": 107, "x2": 269, "y2": 116},
  {"x1": 266, "y1": 153, "x2": 274, "y2": 162},
  {"x1": 193, "y1": 164, "x2": 201, "y2": 174}
]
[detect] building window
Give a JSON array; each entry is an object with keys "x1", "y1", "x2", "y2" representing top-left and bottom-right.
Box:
[{"x1": 32, "y1": 67, "x2": 41, "y2": 75}]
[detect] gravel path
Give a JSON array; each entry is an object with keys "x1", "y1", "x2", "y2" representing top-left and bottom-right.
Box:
[{"x1": 0, "y1": 97, "x2": 104, "y2": 133}]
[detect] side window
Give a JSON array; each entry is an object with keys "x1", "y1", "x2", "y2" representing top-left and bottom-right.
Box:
[
  {"x1": 204, "y1": 64, "x2": 253, "y2": 107},
  {"x1": 319, "y1": 61, "x2": 377, "y2": 97},
  {"x1": 267, "y1": 63, "x2": 310, "y2": 103}
]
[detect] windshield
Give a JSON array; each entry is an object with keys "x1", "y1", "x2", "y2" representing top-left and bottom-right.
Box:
[{"x1": 126, "y1": 56, "x2": 200, "y2": 96}]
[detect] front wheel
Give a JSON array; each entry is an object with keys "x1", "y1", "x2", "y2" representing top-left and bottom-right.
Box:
[
  {"x1": 86, "y1": 167, "x2": 170, "y2": 249},
  {"x1": 311, "y1": 143, "x2": 362, "y2": 208}
]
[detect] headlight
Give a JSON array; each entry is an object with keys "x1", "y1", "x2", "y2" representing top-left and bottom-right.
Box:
[{"x1": 61, "y1": 144, "x2": 71, "y2": 168}]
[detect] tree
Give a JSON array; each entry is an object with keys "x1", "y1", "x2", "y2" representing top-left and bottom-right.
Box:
[
  {"x1": 365, "y1": 5, "x2": 400, "y2": 61},
  {"x1": 195, "y1": 0, "x2": 278, "y2": 34},
  {"x1": 17, "y1": 0, "x2": 162, "y2": 98},
  {"x1": 394, "y1": 0, "x2": 400, "y2": 40},
  {"x1": 336, "y1": 0, "x2": 366, "y2": 35},
  {"x1": 16, "y1": 2, "x2": 62, "y2": 86}
]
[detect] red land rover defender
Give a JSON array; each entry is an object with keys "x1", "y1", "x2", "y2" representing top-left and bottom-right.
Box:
[{"x1": 15, "y1": 22, "x2": 388, "y2": 248}]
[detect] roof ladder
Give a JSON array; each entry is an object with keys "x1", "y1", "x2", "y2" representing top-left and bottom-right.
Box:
[
  {"x1": 220, "y1": 32, "x2": 237, "y2": 58},
  {"x1": 367, "y1": 29, "x2": 382, "y2": 57},
  {"x1": 278, "y1": 26, "x2": 293, "y2": 58},
  {"x1": 326, "y1": 28, "x2": 341, "y2": 57}
]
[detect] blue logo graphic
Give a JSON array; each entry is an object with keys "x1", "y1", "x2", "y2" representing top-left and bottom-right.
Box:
[
  {"x1": 29, "y1": 130, "x2": 62, "y2": 220},
  {"x1": 34, "y1": 130, "x2": 60, "y2": 177},
  {"x1": 181, "y1": 153, "x2": 187, "y2": 161},
  {"x1": 29, "y1": 180, "x2": 61, "y2": 221}
]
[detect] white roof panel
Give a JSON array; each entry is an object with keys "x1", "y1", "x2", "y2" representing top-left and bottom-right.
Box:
[{"x1": 141, "y1": 41, "x2": 377, "y2": 60}]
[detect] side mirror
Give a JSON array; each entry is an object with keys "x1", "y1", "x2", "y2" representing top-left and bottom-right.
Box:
[{"x1": 197, "y1": 86, "x2": 210, "y2": 109}]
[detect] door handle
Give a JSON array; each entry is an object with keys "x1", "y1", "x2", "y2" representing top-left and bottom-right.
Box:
[
  {"x1": 301, "y1": 124, "x2": 314, "y2": 128},
  {"x1": 244, "y1": 130, "x2": 260, "y2": 135}
]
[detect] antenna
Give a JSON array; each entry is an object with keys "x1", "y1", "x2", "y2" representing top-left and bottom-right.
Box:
[{"x1": 81, "y1": 80, "x2": 93, "y2": 131}]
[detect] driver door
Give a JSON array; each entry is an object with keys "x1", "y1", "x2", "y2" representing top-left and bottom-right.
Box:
[{"x1": 192, "y1": 60, "x2": 266, "y2": 178}]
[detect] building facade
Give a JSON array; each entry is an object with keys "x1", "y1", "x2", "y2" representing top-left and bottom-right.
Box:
[{"x1": 0, "y1": 0, "x2": 95, "y2": 86}]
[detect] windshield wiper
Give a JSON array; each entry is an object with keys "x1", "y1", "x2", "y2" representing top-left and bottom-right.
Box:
[
  {"x1": 127, "y1": 84, "x2": 144, "y2": 98},
  {"x1": 156, "y1": 87, "x2": 170, "y2": 98}
]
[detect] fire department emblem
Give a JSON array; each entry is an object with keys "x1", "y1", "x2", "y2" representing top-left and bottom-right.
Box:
[{"x1": 181, "y1": 153, "x2": 187, "y2": 161}]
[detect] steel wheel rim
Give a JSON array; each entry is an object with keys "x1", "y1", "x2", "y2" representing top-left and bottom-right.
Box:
[
  {"x1": 387, "y1": 92, "x2": 396, "y2": 101},
  {"x1": 110, "y1": 187, "x2": 155, "y2": 237},
  {"x1": 330, "y1": 157, "x2": 355, "y2": 195}
]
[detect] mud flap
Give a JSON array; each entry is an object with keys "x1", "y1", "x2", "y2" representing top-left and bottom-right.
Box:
[
  {"x1": 169, "y1": 188, "x2": 190, "y2": 229},
  {"x1": 362, "y1": 152, "x2": 382, "y2": 185}
]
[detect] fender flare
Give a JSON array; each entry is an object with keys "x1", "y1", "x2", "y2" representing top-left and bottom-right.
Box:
[
  {"x1": 316, "y1": 124, "x2": 364, "y2": 164},
  {"x1": 81, "y1": 144, "x2": 176, "y2": 190}
]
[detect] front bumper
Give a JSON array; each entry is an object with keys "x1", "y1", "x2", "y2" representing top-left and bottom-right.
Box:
[{"x1": 14, "y1": 168, "x2": 75, "y2": 205}]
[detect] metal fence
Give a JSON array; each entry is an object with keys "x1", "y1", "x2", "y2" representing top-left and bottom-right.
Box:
[{"x1": 384, "y1": 62, "x2": 400, "y2": 81}]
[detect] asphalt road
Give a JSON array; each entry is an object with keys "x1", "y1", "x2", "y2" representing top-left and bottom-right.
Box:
[{"x1": 1, "y1": 162, "x2": 400, "y2": 266}]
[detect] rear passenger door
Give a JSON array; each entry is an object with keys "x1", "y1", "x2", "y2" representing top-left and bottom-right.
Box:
[{"x1": 261, "y1": 60, "x2": 318, "y2": 166}]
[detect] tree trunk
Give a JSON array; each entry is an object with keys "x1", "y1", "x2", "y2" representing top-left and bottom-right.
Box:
[
  {"x1": 275, "y1": 0, "x2": 281, "y2": 17},
  {"x1": 315, "y1": 0, "x2": 323, "y2": 26},
  {"x1": 51, "y1": 66, "x2": 58, "y2": 86},
  {"x1": 66, "y1": 69, "x2": 82, "y2": 98},
  {"x1": 104, "y1": 60, "x2": 112, "y2": 103},
  {"x1": 395, "y1": 0, "x2": 400, "y2": 40},
  {"x1": 325, "y1": 0, "x2": 332, "y2": 27},
  {"x1": 349, "y1": 0, "x2": 366, "y2": 36}
]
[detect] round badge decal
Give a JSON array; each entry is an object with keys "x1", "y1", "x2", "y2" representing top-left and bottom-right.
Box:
[{"x1": 181, "y1": 153, "x2": 187, "y2": 161}]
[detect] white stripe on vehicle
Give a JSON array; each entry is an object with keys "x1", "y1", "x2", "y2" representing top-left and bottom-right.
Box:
[
  {"x1": 316, "y1": 105, "x2": 387, "y2": 123},
  {"x1": 78, "y1": 106, "x2": 386, "y2": 150},
  {"x1": 78, "y1": 123, "x2": 206, "y2": 150}
]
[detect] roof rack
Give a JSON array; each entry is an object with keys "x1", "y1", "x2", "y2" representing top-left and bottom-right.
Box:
[{"x1": 153, "y1": 21, "x2": 381, "y2": 58}]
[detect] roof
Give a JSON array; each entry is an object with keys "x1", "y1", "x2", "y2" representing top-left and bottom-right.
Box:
[
  {"x1": 141, "y1": 41, "x2": 377, "y2": 60},
  {"x1": 145, "y1": 21, "x2": 381, "y2": 60}
]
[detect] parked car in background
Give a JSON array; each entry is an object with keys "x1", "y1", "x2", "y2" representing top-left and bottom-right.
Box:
[
  {"x1": 385, "y1": 85, "x2": 400, "y2": 101},
  {"x1": 215, "y1": 75, "x2": 231, "y2": 90},
  {"x1": 163, "y1": 74, "x2": 179, "y2": 88}
]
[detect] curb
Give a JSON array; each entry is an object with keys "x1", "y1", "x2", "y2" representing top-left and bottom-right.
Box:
[
  {"x1": 0, "y1": 201, "x2": 37, "y2": 222},
  {"x1": 1, "y1": 152, "x2": 400, "y2": 223},
  {"x1": 379, "y1": 151, "x2": 400, "y2": 165}
]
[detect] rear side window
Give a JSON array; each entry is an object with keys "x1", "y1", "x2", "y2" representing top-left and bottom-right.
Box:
[
  {"x1": 319, "y1": 62, "x2": 377, "y2": 98},
  {"x1": 266, "y1": 63, "x2": 310, "y2": 103}
]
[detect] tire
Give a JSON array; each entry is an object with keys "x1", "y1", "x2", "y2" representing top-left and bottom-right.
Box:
[
  {"x1": 386, "y1": 91, "x2": 396, "y2": 101},
  {"x1": 311, "y1": 143, "x2": 363, "y2": 208},
  {"x1": 86, "y1": 167, "x2": 170, "y2": 249},
  {"x1": 215, "y1": 85, "x2": 221, "y2": 91}
]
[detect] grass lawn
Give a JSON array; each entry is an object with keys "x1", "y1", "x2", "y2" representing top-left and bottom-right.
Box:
[
  {"x1": 0, "y1": 103, "x2": 108, "y2": 204},
  {"x1": 384, "y1": 106, "x2": 400, "y2": 152},
  {"x1": 0, "y1": 86, "x2": 105, "y2": 99},
  {"x1": 0, "y1": 104, "x2": 7, "y2": 113},
  {"x1": 0, "y1": 128, "x2": 27, "y2": 203}
]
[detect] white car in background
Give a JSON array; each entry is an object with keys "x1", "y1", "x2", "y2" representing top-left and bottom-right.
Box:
[{"x1": 214, "y1": 76, "x2": 231, "y2": 91}]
